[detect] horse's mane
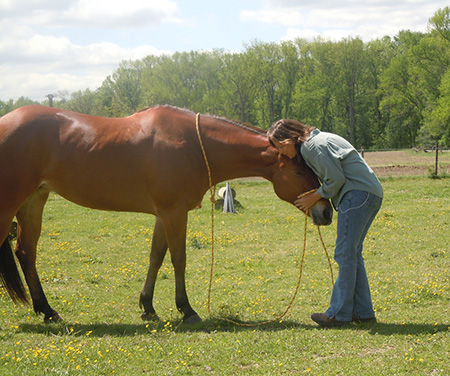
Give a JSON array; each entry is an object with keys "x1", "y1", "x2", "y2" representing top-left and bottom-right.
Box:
[
  {"x1": 137, "y1": 105, "x2": 267, "y2": 137},
  {"x1": 209, "y1": 114, "x2": 267, "y2": 136}
]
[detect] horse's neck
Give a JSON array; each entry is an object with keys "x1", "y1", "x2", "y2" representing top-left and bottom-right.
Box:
[{"x1": 206, "y1": 131, "x2": 276, "y2": 184}]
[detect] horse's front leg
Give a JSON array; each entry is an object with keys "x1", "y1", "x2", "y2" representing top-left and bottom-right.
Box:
[
  {"x1": 140, "y1": 217, "x2": 168, "y2": 321},
  {"x1": 163, "y1": 210, "x2": 201, "y2": 324}
]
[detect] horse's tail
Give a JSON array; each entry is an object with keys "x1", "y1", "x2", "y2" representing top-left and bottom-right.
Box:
[{"x1": 0, "y1": 236, "x2": 28, "y2": 304}]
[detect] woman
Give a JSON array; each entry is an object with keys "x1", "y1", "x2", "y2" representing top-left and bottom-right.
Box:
[{"x1": 268, "y1": 119, "x2": 383, "y2": 327}]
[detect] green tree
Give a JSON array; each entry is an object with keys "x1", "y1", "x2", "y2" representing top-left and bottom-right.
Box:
[
  {"x1": 0, "y1": 97, "x2": 39, "y2": 116},
  {"x1": 420, "y1": 6, "x2": 450, "y2": 146},
  {"x1": 365, "y1": 37, "x2": 395, "y2": 148},
  {"x1": 145, "y1": 52, "x2": 204, "y2": 110},
  {"x1": 246, "y1": 41, "x2": 283, "y2": 127},
  {"x1": 193, "y1": 50, "x2": 225, "y2": 115},
  {"x1": 430, "y1": 69, "x2": 450, "y2": 145},
  {"x1": 292, "y1": 38, "x2": 338, "y2": 132},
  {"x1": 429, "y1": 6, "x2": 450, "y2": 43},
  {"x1": 333, "y1": 37, "x2": 367, "y2": 146},
  {"x1": 93, "y1": 76, "x2": 116, "y2": 117},
  {"x1": 218, "y1": 52, "x2": 259, "y2": 123},
  {"x1": 379, "y1": 31, "x2": 427, "y2": 147},
  {"x1": 278, "y1": 41, "x2": 301, "y2": 119},
  {"x1": 61, "y1": 89, "x2": 96, "y2": 114},
  {"x1": 110, "y1": 59, "x2": 145, "y2": 116}
]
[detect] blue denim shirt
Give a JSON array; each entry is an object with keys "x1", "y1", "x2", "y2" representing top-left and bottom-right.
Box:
[{"x1": 300, "y1": 129, "x2": 383, "y2": 208}]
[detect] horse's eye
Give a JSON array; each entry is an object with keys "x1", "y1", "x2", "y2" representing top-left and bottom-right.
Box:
[{"x1": 293, "y1": 170, "x2": 303, "y2": 176}]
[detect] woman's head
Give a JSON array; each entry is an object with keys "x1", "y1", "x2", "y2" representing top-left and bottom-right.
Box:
[
  {"x1": 267, "y1": 119, "x2": 311, "y2": 144},
  {"x1": 267, "y1": 119, "x2": 313, "y2": 159}
]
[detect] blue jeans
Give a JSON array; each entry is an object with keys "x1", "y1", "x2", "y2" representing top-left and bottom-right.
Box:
[{"x1": 325, "y1": 190, "x2": 382, "y2": 321}]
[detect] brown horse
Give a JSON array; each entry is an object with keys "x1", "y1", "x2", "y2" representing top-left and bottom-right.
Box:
[{"x1": 0, "y1": 105, "x2": 332, "y2": 324}]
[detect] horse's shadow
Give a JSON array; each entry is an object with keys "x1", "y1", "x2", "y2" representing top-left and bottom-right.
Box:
[
  {"x1": 18, "y1": 318, "x2": 301, "y2": 337},
  {"x1": 18, "y1": 318, "x2": 450, "y2": 337}
]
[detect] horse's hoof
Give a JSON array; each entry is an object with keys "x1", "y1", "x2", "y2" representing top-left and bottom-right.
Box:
[
  {"x1": 183, "y1": 314, "x2": 202, "y2": 325},
  {"x1": 44, "y1": 313, "x2": 63, "y2": 323},
  {"x1": 141, "y1": 312, "x2": 160, "y2": 322}
]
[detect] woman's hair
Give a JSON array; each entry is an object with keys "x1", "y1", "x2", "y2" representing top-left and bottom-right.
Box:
[{"x1": 267, "y1": 119, "x2": 314, "y2": 147}]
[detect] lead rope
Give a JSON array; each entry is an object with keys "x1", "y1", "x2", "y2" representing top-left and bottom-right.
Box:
[
  {"x1": 195, "y1": 113, "x2": 217, "y2": 321},
  {"x1": 195, "y1": 113, "x2": 333, "y2": 327}
]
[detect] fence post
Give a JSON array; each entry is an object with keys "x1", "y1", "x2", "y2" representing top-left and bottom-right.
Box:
[{"x1": 435, "y1": 141, "x2": 439, "y2": 177}]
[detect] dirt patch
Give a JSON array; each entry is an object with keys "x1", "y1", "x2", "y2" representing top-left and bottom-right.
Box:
[
  {"x1": 372, "y1": 165, "x2": 430, "y2": 177},
  {"x1": 363, "y1": 150, "x2": 450, "y2": 177}
]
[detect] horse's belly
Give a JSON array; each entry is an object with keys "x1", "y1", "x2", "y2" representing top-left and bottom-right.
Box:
[{"x1": 43, "y1": 176, "x2": 156, "y2": 214}]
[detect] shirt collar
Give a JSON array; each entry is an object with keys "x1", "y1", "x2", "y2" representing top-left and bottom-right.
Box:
[{"x1": 307, "y1": 128, "x2": 320, "y2": 141}]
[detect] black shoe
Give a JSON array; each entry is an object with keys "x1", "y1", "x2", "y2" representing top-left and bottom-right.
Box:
[{"x1": 311, "y1": 313, "x2": 351, "y2": 327}]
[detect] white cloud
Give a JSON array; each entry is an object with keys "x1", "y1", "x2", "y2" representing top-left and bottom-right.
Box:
[
  {"x1": 0, "y1": 69, "x2": 100, "y2": 102},
  {"x1": 61, "y1": 0, "x2": 180, "y2": 28},
  {"x1": 241, "y1": 0, "x2": 448, "y2": 41},
  {"x1": 0, "y1": 1, "x2": 175, "y2": 100},
  {"x1": 0, "y1": 0, "x2": 71, "y2": 16},
  {"x1": 241, "y1": 8, "x2": 303, "y2": 27},
  {"x1": 0, "y1": 26, "x2": 170, "y2": 100},
  {"x1": 0, "y1": 0, "x2": 181, "y2": 28}
]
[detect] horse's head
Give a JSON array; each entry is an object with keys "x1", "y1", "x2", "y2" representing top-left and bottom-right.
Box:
[{"x1": 271, "y1": 153, "x2": 333, "y2": 226}]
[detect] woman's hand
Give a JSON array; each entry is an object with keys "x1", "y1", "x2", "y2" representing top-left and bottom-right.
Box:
[{"x1": 294, "y1": 190, "x2": 322, "y2": 212}]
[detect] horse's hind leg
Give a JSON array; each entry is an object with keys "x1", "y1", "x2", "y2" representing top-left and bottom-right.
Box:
[
  {"x1": 140, "y1": 217, "x2": 168, "y2": 321},
  {"x1": 15, "y1": 186, "x2": 62, "y2": 323}
]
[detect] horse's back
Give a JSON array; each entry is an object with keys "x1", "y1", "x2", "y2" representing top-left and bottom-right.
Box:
[{"x1": 0, "y1": 105, "x2": 205, "y2": 213}]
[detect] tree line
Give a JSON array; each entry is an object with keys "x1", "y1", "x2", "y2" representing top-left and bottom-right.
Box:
[{"x1": 1, "y1": 7, "x2": 450, "y2": 150}]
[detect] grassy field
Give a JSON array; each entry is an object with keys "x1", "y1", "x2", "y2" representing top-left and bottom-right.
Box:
[{"x1": 0, "y1": 174, "x2": 449, "y2": 375}]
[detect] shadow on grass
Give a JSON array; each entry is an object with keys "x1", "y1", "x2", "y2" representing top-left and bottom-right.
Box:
[
  {"x1": 17, "y1": 318, "x2": 303, "y2": 337},
  {"x1": 364, "y1": 322, "x2": 449, "y2": 336},
  {"x1": 302, "y1": 321, "x2": 449, "y2": 336},
  {"x1": 18, "y1": 318, "x2": 449, "y2": 337}
]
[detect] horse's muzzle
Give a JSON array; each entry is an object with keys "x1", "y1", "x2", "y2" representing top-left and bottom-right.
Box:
[{"x1": 310, "y1": 202, "x2": 333, "y2": 226}]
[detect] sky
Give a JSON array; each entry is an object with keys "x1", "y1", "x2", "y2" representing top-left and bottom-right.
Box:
[{"x1": 0, "y1": 0, "x2": 448, "y2": 101}]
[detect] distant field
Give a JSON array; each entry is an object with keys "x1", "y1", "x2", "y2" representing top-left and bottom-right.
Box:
[{"x1": 363, "y1": 149, "x2": 450, "y2": 177}]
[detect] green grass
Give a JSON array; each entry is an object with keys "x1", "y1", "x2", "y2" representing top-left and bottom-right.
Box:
[{"x1": 0, "y1": 177, "x2": 449, "y2": 375}]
